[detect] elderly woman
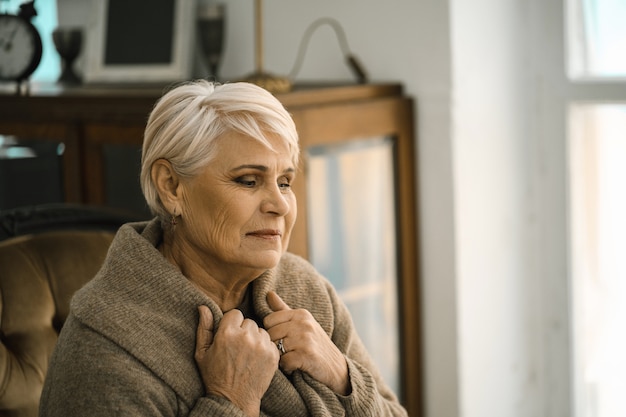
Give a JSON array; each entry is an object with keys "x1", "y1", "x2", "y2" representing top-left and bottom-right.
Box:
[{"x1": 40, "y1": 81, "x2": 407, "y2": 417}]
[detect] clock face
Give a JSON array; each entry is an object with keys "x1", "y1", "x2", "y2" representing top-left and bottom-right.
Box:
[{"x1": 0, "y1": 14, "x2": 43, "y2": 81}]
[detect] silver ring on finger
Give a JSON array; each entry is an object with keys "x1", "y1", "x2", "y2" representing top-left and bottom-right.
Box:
[{"x1": 277, "y1": 338, "x2": 286, "y2": 355}]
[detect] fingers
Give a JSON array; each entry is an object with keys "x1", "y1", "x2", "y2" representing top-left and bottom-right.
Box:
[
  {"x1": 196, "y1": 305, "x2": 214, "y2": 354},
  {"x1": 194, "y1": 306, "x2": 280, "y2": 412},
  {"x1": 221, "y1": 308, "x2": 245, "y2": 326},
  {"x1": 264, "y1": 291, "x2": 293, "y2": 328},
  {"x1": 196, "y1": 307, "x2": 257, "y2": 351},
  {"x1": 267, "y1": 291, "x2": 291, "y2": 312}
]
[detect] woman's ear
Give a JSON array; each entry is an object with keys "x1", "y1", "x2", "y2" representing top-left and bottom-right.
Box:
[{"x1": 151, "y1": 159, "x2": 182, "y2": 212}]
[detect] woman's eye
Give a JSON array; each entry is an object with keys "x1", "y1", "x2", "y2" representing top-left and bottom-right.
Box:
[
  {"x1": 278, "y1": 177, "x2": 292, "y2": 191},
  {"x1": 235, "y1": 176, "x2": 257, "y2": 187}
]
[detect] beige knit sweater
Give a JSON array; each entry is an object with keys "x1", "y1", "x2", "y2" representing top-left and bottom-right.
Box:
[{"x1": 39, "y1": 219, "x2": 407, "y2": 417}]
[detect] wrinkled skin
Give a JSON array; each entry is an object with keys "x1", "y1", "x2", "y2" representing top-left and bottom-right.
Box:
[
  {"x1": 263, "y1": 291, "x2": 350, "y2": 396},
  {"x1": 195, "y1": 305, "x2": 279, "y2": 417}
]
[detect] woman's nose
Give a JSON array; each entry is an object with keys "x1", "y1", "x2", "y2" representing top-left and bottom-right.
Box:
[{"x1": 261, "y1": 184, "x2": 291, "y2": 216}]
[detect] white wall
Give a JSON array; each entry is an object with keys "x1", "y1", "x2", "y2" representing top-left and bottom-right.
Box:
[
  {"x1": 451, "y1": 0, "x2": 541, "y2": 416},
  {"x1": 451, "y1": 0, "x2": 572, "y2": 415}
]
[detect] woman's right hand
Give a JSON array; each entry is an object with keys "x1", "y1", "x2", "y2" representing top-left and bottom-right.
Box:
[{"x1": 195, "y1": 306, "x2": 280, "y2": 417}]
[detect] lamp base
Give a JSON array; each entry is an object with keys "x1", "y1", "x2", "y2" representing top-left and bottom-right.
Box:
[{"x1": 241, "y1": 71, "x2": 292, "y2": 94}]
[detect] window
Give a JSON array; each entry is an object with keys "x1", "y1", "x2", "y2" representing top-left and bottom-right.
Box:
[
  {"x1": 568, "y1": 0, "x2": 626, "y2": 79},
  {"x1": 567, "y1": 1, "x2": 626, "y2": 416},
  {"x1": 569, "y1": 105, "x2": 626, "y2": 417},
  {"x1": 306, "y1": 137, "x2": 401, "y2": 395}
]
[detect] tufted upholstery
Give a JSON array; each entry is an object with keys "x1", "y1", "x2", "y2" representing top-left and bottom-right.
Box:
[
  {"x1": 0, "y1": 203, "x2": 145, "y2": 241},
  {"x1": 0, "y1": 204, "x2": 146, "y2": 416},
  {"x1": 0, "y1": 230, "x2": 115, "y2": 416}
]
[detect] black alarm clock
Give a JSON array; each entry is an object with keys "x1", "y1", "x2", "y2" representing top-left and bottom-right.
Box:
[{"x1": 0, "y1": 1, "x2": 43, "y2": 82}]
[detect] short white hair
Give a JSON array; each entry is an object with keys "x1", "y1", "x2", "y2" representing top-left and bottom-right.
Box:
[{"x1": 140, "y1": 80, "x2": 300, "y2": 219}]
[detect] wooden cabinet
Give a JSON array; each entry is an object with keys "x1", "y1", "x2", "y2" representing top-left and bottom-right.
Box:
[{"x1": 0, "y1": 82, "x2": 422, "y2": 416}]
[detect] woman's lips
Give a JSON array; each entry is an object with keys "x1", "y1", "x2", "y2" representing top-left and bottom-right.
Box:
[{"x1": 246, "y1": 229, "x2": 282, "y2": 239}]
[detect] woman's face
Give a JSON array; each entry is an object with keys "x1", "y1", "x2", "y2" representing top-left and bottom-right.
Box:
[{"x1": 178, "y1": 131, "x2": 297, "y2": 278}]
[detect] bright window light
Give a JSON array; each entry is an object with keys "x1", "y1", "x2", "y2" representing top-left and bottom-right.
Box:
[
  {"x1": 568, "y1": 0, "x2": 626, "y2": 79},
  {"x1": 569, "y1": 104, "x2": 626, "y2": 417}
]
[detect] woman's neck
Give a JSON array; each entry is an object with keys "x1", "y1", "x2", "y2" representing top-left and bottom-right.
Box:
[{"x1": 158, "y1": 237, "x2": 257, "y2": 312}]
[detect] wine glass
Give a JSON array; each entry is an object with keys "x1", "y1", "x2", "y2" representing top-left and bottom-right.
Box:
[
  {"x1": 197, "y1": 4, "x2": 225, "y2": 82},
  {"x1": 52, "y1": 27, "x2": 82, "y2": 85}
]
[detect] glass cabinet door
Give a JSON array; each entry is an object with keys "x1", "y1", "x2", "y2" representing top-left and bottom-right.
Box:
[{"x1": 306, "y1": 136, "x2": 401, "y2": 394}]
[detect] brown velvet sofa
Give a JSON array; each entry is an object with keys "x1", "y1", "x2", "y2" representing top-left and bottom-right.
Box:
[{"x1": 0, "y1": 204, "x2": 145, "y2": 416}]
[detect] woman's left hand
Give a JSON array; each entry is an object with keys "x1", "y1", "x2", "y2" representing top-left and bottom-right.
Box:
[{"x1": 263, "y1": 291, "x2": 351, "y2": 395}]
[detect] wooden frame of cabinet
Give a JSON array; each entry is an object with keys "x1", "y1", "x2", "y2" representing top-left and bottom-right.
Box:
[
  {"x1": 0, "y1": 82, "x2": 422, "y2": 416},
  {"x1": 284, "y1": 87, "x2": 421, "y2": 417}
]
